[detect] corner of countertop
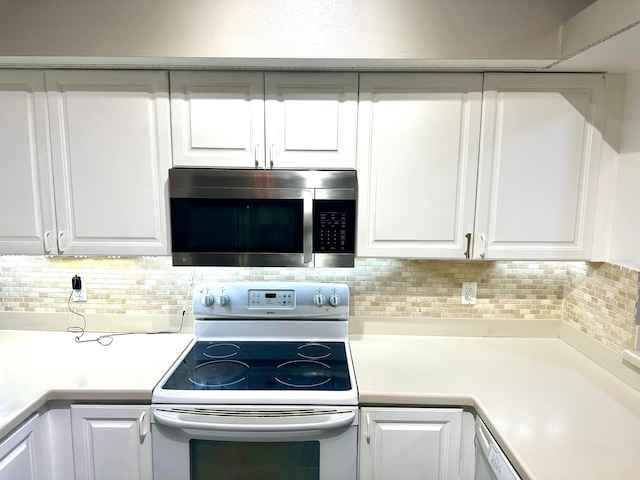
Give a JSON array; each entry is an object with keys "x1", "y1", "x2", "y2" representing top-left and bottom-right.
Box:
[{"x1": 561, "y1": 322, "x2": 640, "y2": 393}]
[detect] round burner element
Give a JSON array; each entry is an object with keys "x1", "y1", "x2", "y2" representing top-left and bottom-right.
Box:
[
  {"x1": 297, "y1": 342, "x2": 331, "y2": 360},
  {"x1": 188, "y1": 360, "x2": 249, "y2": 388},
  {"x1": 275, "y1": 360, "x2": 332, "y2": 388},
  {"x1": 203, "y1": 342, "x2": 240, "y2": 359}
]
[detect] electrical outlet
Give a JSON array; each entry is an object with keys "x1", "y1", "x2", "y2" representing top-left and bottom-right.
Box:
[
  {"x1": 72, "y1": 281, "x2": 87, "y2": 302},
  {"x1": 461, "y1": 281, "x2": 477, "y2": 305}
]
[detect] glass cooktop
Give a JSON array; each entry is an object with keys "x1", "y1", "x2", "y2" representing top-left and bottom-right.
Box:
[{"x1": 161, "y1": 341, "x2": 351, "y2": 391}]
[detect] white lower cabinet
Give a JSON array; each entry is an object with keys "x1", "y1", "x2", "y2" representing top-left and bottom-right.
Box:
[
  {"x1": 0, "y1": 415, "x2": 40, "y2": 480},
  {"x1": 359, "y1": 407, "x2": 467, "y2": 480},
  {"x1": 70, "y1": 405, "x2": 152, "y2": 480}
]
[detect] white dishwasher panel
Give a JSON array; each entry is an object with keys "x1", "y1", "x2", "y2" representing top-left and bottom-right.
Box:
[{"x1": 474, "y1": 418, "x2": 520, "y2": 480}]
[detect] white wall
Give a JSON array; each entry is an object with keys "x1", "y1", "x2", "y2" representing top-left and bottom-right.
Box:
[{"x1": 609, "y1": 71, "x2": 640, "y2": 269}]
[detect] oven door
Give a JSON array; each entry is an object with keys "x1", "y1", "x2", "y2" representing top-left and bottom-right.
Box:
[{"x1": 151, "y1": 405, "x2": 358, "y2": 480}]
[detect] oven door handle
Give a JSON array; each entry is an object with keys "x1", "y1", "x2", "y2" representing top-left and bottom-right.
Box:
[{"x1": 153, "y1": 409, "x2": 356, "y2": 433}]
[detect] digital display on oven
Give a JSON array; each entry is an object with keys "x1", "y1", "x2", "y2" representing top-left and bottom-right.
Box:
[{"x1": 248, "y1": 289, "x2": 295, "y2": 309}]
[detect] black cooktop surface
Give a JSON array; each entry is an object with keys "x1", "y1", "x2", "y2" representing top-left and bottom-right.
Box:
[{"x1": 161, "y1": 341, "x2": 351, "y2": 391}]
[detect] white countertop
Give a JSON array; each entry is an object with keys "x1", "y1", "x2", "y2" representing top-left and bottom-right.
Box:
[
  {"x1": 2, "y1": 328, "x2": 640, "y2": 480},
  {"x1": 350, "y1": 334, "x2": 640, "y2": 480},
  {"x1": 0, "y1": 329, "x2": 193, "y2": 437}
]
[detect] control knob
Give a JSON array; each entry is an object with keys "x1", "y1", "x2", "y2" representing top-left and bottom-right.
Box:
[
  {"x1": 329, "y1": 294, "x2": 342, "y2": 307},
  {"x1": 201, "y1": 294, "x2": 215, "y2": 307},
  {"x1": 312, "y1": 293, "x2": 327, "y2": 307},
  {"x1": 217, "y1": 294, "x2": 230, "y2": 306}
]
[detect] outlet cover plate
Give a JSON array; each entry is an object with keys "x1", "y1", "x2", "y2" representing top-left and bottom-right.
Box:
[
  {"x1": 462, "y1": 282, "x2": 477, "y2": 305},
  {"x1": 72, "y1": 284, "x2": 87, "y2": 302}
]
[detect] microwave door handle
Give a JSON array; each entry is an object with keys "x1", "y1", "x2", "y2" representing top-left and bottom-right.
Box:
[
  {"x1": 153, "y1": 409, "x2": 355, "y2": 433},
  {"x1": 303, "y1": 191, "x2": 313, "y2": 265}
]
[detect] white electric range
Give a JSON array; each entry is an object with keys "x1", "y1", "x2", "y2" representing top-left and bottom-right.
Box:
[{"x1": 151, "y1": 282, "x2": 359, "y2": 480}]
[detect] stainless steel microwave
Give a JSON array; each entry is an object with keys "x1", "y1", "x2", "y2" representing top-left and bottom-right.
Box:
[{"x1": 168, "y1": 169, "x2": 357, "y2": 267}]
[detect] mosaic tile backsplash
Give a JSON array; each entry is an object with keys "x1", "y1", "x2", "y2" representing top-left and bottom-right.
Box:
[
  {"x1": 0, "y1": 256, "x2": 637, "y2": 353},
  {"x1": 564, "y1": 262, "x2": 639, "y2": 352}
]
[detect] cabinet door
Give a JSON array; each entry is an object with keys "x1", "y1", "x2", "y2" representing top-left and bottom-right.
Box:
[
  {"x1": 170, "y1": 71, "x2": 265, "y2": 168},
  {"x1": 359, "y1": 407, "x2": 463, "y2": 480},
  {"x1": 475, "y1": 73, "x2": 605, "y2": 260},
  {"x1": 265, "y1": 72, "x2": 358, "y2": 169},
  {"x1": 0, "y1": 415, "x2": 39, "y2": 480},
  {"x1": 0, "y1": 71, "x2": 57, "y2": 255},
  {"x1": 71, "y1": 405, "x2": 152, "y2": 480},
  {"x1": 46, "y1": 70, "x2": 171, "y2": 255},
  {"x1": 357, "y1": 73, "x2": 482, "y2": 258}
]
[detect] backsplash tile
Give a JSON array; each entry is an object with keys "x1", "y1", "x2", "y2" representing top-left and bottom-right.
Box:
[
  {"x1": 0, "y1": 257, "x2": 565, "y2": 318},
  {"x1": 0, "y1": 256, "x2": 637, "y2": 353},
  {"x1": 564, "y1": 262, "x2": 639, "y2": 352}
]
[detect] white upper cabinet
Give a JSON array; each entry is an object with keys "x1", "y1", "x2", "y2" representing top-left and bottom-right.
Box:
[
  {"x1": 265, "y1": 72, "x2": 357, "y2": 169},
  {"x1": 46, "y1": 70, "x2": 172, "y2": 255},
  {"x1": 170, "y1": 71, "x2": 265, "y2": 168},
  {"x1": 357, "y1": 73, "x2": 483, "y2": 258},
  {"x1": 475, "y1": 73, "x2": 605, "y2": 260},
  {"x1": 0, "y1": 71, "x2": 57, "y2": 255},
  {"x1": 170, "y1": 71, "x2": 357, "y2": 169},
  {"x1": 357, "y1": 72, "x2": 605, "y2": 261}
]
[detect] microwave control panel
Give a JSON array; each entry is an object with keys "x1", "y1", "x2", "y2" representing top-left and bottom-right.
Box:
[{"x1": 313, "y1": 200, "x2": 356, "y2": 253}]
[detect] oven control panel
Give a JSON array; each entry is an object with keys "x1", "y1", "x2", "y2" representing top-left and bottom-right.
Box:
[
  {"x1": 248, "y1": 289, "x2": 295, "y2": 308},
  {"x1": 192, "y1": 282, "x2": 349, "y2": 319}
]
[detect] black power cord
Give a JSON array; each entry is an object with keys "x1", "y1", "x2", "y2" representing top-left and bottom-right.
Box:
[{"x1": 66, "y1": 280, "x2": 186, "y2": 346}]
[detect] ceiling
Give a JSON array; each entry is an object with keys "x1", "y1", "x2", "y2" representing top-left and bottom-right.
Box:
[
  {"x1": 0, "y1": 0, "x2": 634, "y2": 72},
  {"x1": 560, "y1": 0, "x2": 600, "y2": 19}
]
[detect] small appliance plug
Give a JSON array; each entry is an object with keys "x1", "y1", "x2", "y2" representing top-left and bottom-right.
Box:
[{"x1": 71, "y1": 275, "x2": 87, "y2": 302}]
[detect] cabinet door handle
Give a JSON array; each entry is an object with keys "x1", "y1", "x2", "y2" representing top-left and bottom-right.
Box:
[
  {"x1": 464, "y1": 233, "x2": 472, "y2": 259},
  {"x1": 254, "y1": 143, "x2": 260, "y2": 168},
  {"x1": 269, "y1": 144, "x2": 274, "y2": 169},
  {"x1": 138, "y1": 411, "x2": 147, "y2": 443},
  {"x1": 44, "y1": 231, "x2": 53, "y2": 254},
  {"x1": 365, "y1": 413, "x2": 371, "y2": 444},
  {"x1": 57, "y1": 231, "x2": 67, "y2": 253},
  {"x1": 479, "y1": 234, "x2": 486, "y2": 259}
]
